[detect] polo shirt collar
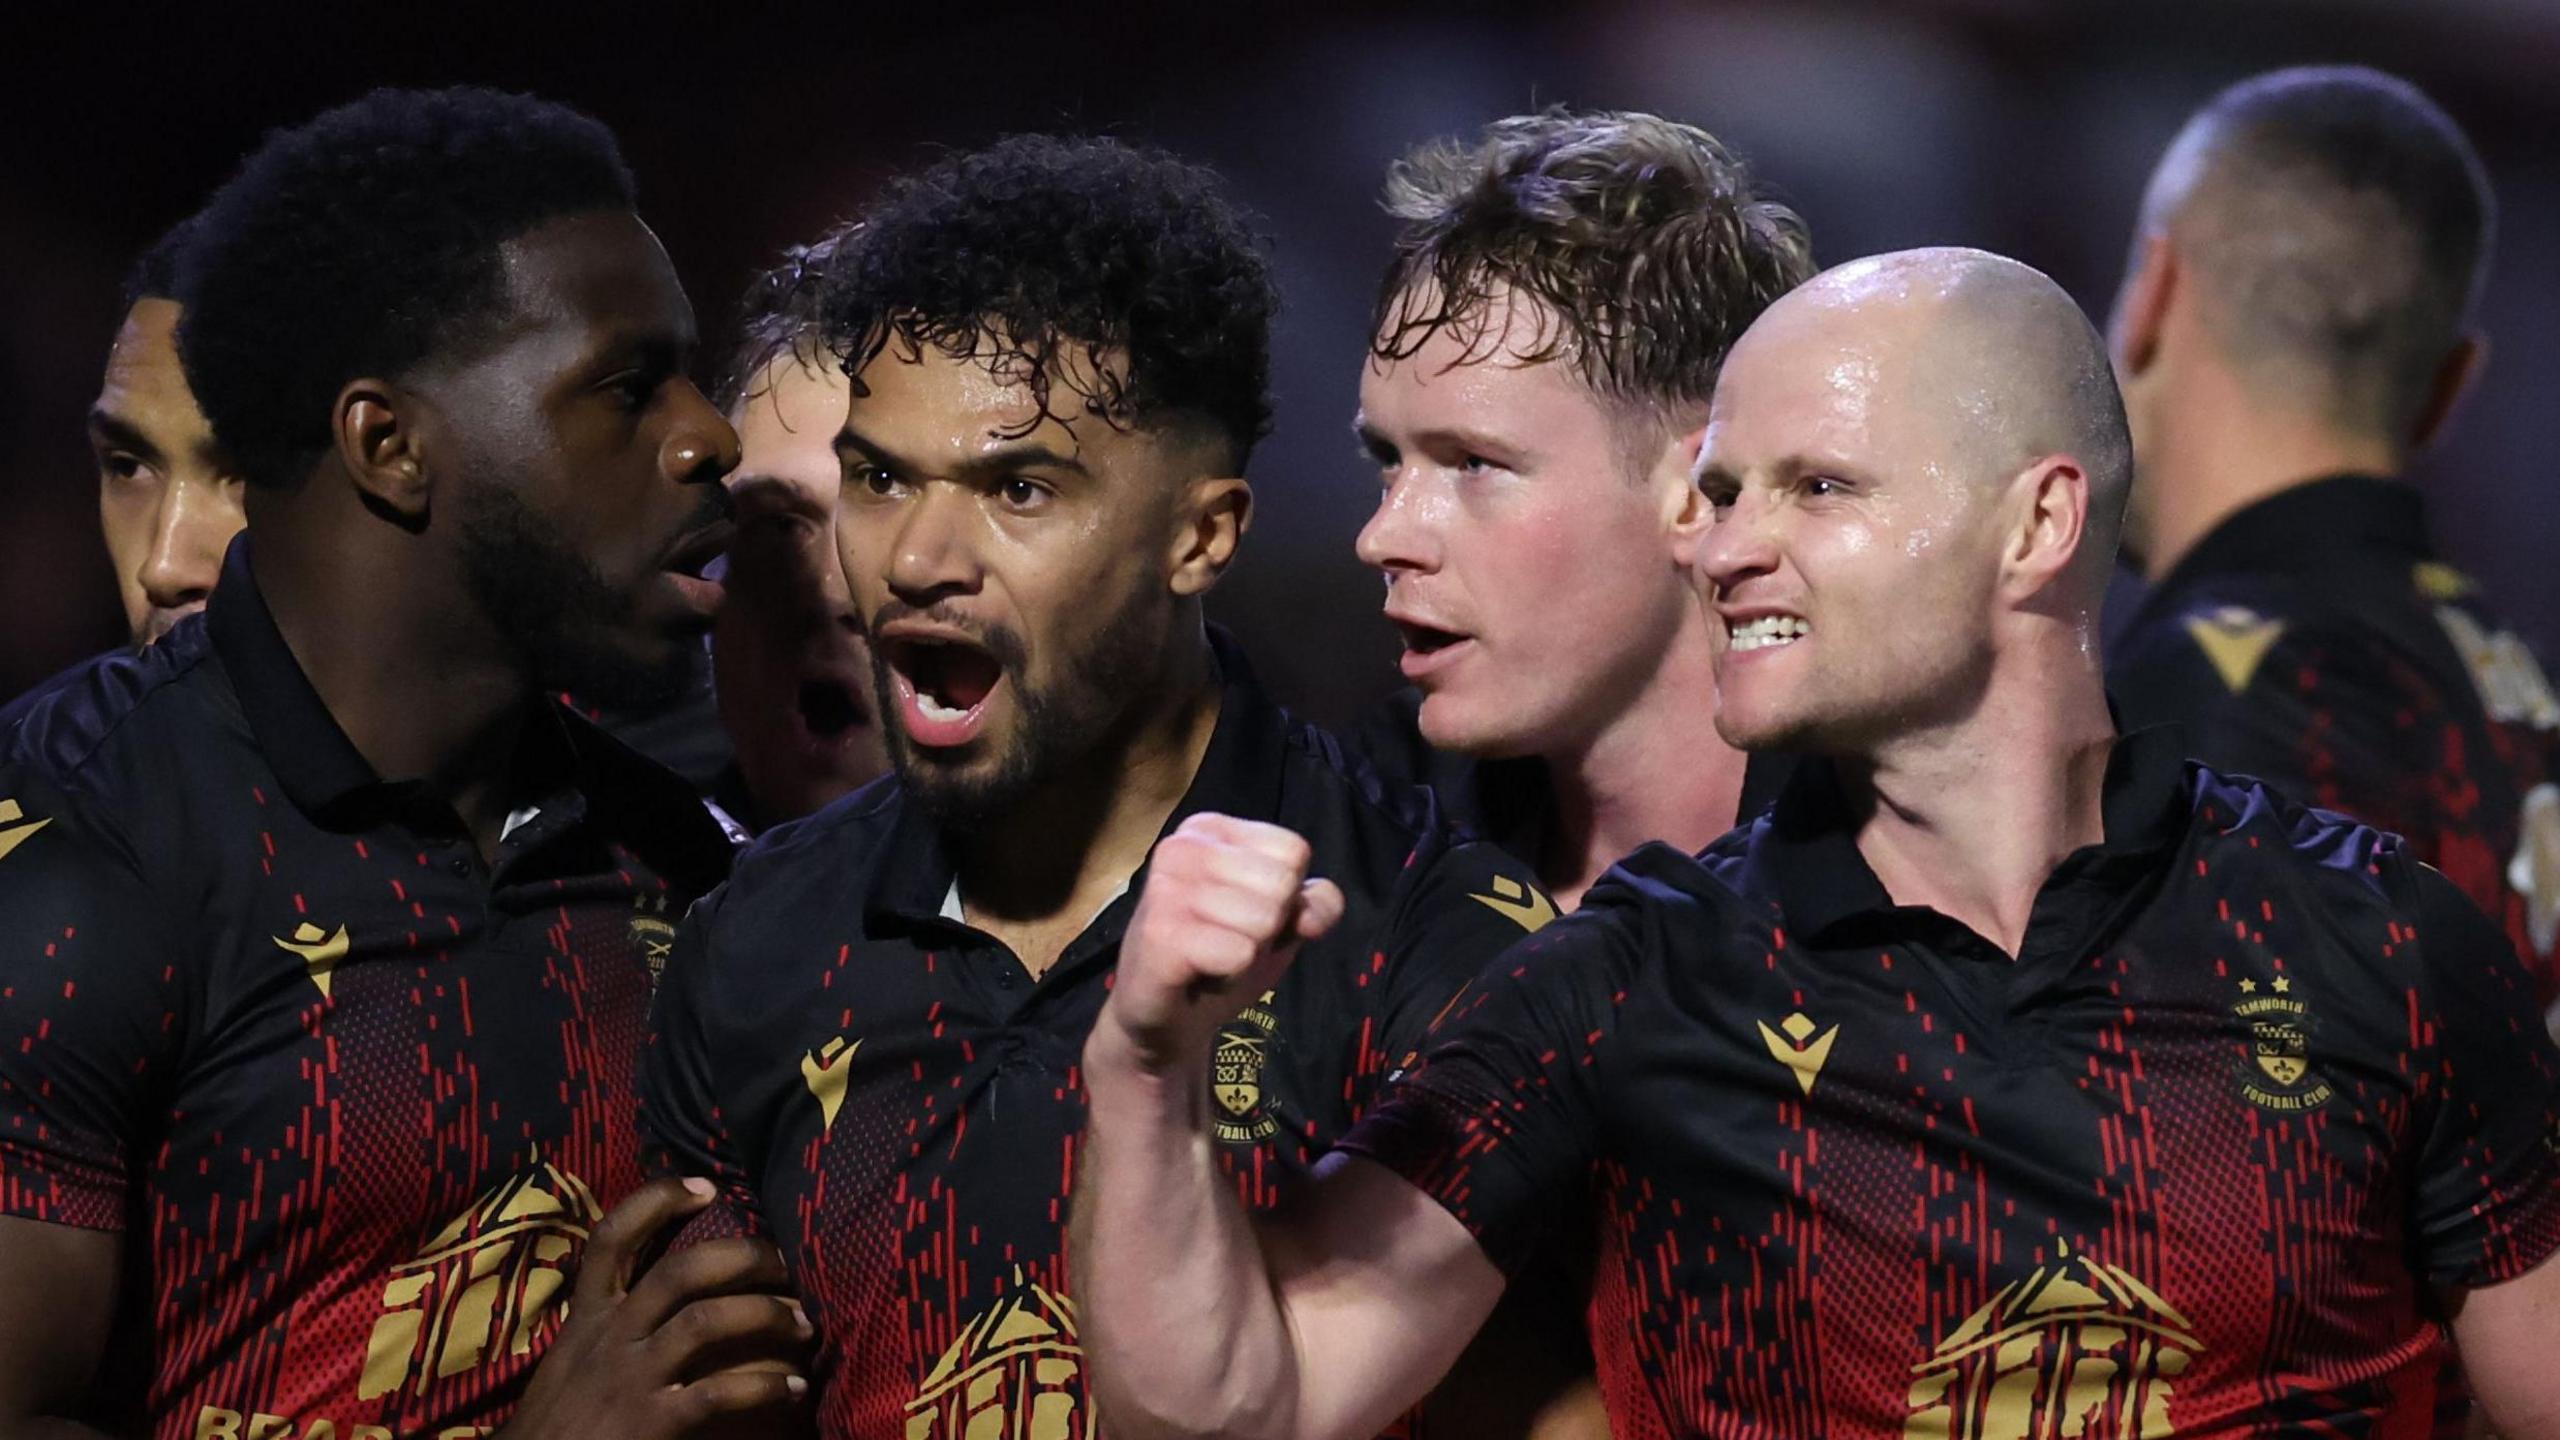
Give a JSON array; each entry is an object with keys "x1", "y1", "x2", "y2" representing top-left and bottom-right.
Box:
[
  {"x1": 1762, "y1": 725, "x2": 2192, "y2": 946},
  {"x1": 2143, "y1": 474, "x2": 2424, "y2": 606},
  {"x1": 206, "y1": 533, "x2": 603, "y2": 837}
]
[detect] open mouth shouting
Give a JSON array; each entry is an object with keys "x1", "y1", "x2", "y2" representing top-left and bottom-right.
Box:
[{"x1": 879, "y1": 628, "x2": 1007, "y2": 748}]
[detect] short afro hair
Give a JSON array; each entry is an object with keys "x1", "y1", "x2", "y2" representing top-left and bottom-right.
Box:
[
  {"x1": 718, "y1": 222, "x2": 861, "y2": 412},
  {"x1": 121, "y1": 211, "x2": 204, "y2": 309},
  {"x1": 818, "y1": 134, "x2": 1275, "y2": 471},
  {"x1": 1377, "y1": 108, "x2": 1812, "y2": 438},
  {"x1": 178, "y1": 86, "x2": 636, "y2": 489}
]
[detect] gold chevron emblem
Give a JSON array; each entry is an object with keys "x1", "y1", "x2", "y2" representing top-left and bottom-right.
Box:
[
  {"x1": 274, "y1": 921, "x2": 351, "y2": 999},
  {"x1": 801, "y1": 1035, "x2": 861, "y2": 1133},
  {"x1": 2182, "y1": 606, "x2": 2286, "y2": 694},
  {"x1": 1757, "y1": 1011, "x2": 1839, "y2": 1096},
  {"x1": 0, "y1": 799, "x2": 52, "y2": 864},
  {"x1": 1469, "y1": 875, "x2": 1556, "y2": 933}
]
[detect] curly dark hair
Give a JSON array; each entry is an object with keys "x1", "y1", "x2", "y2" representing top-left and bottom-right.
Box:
[
  {"x1": 817, "y1": 134, "x2": 1275, "y2": 470},
  {"x1": 1376, "y1": 107, "x2": 1813, "y2": 427},
  {"x1": 717, "y1": 222, "x2": 862, "y2": 412},
  {"x1": 121, "y1": 211, "x2": 204, "y2": 309},
  {"x1": 177, "y1": 86, "x2": 635, "y2": 489}
]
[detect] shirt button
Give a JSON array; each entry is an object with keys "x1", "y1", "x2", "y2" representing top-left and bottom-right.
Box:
[{"x1": 449, "y1": 857, "x2": 470, "y2": 875}]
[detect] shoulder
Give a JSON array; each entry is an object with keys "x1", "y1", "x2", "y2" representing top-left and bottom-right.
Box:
[
  {"x1": 2182, "y1": 759, "x2": 2404, "y2": 910},
  {"x1": 704, "y1": 772, "x2": 904, "y2": 920},
  {"x1": 2, "y1": 626, "x2": 232, "y2": 863}
]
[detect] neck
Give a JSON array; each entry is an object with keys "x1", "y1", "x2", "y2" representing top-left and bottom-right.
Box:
[
  {"x1": 1540, "y1": 613, "x2": 1745, "y2": 908},
  {"x1": 248, "y1": 495, "x2": 532, "y2": 852},
  {"x1": 954, "y1": 633, "x2": 1222, "y2": 956},
  {"x1": 2134, "y1": 369, "x2": 2401, "y2": 581},
  {"x1": 1843, "y1": 633, "x2": 2117, "y2": 958}
]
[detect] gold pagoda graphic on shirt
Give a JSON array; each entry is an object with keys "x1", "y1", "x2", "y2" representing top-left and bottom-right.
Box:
[
  {"x1": 1904, "y1": 1240, "x2": 2201, "y2": 1439},
  {"x1": 358, "y1": 1159, "x2": 601, "y2": 1400},
  {"x1": 905, "y1": 1266, "x2": 1093, "y2": 1440},
  {"x1": 274, "y1": 921, "x2": 351, "y2": 999},
  {"x1": 1212, "y1": 990, "x2": 1281, "y2": 1143}
]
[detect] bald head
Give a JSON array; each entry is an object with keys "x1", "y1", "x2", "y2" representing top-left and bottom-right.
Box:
[
  {"x1": 2137, "y1": 66, "x2": 2490, "y2": 439},
  {"x1": 1735, "y1": 247, "x2": 2132, "y2": 591}
]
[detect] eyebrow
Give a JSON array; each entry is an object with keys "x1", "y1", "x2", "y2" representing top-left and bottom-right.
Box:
[
  {"x1": 87, "y1": 408, "x2": 165, "y2": 463},
  {"x1": 835, "y1": 425, "x2": 1090, "y2": 480}
]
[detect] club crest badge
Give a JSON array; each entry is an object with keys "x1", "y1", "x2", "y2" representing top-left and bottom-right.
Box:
[
  {"x1": 2231, "y1": 975, "x2": 2331, "y2": 1112},
  {"x1": 1211, "y1": 991, "x2": 1281, "y2": 1144}
]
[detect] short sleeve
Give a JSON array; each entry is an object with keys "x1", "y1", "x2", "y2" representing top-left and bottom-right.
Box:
[
  {"x1": 0, "y1": 779, "x2": 180, "y2": 1231},
  {"x1": 639, "y1": 884, "x2": 765, "y2": 1245},
  {"x1": 1336, "y1": 898, "x2": 1634, "y2": 1277},
  {"x1": 1368, "y1": 839, "x2": 1562, "y2": 1087},
  {"x1": 2404, "y1": 861, "x2": 2560, "y2": 1287}
]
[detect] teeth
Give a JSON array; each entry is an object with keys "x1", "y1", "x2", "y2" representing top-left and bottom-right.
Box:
[
  {"x1": 1727, "y1": 615, "x2": 1808, "y2": 652},
  {"x1": 914, "y1": 692, "x2": 972, "y2": 722}
]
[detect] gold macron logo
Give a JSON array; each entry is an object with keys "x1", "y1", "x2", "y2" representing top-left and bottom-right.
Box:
[
  {"x1": 1757, "y1": 1011, "x2": 1838, "y2": 1097},
  {"x1": 1905, "y1": 1240, "x2": 2200, "y2": 1438},
  {"x1": 359, "y1": 1160, "x2": 600, "y2": 1401},
  {"x1": 906, "y1": 1267, "x2": 1093, "y2": 1440},
  {"x1": 274, "y1": 921, "x2": 351, "y2": 999},
  {"x1": 1469, "y1": 875, "x2": 1556, "y2": 933},
  {"x1": 802, "y1": 1035, "x2": 861, "y2": 1134},
  {"x1": 0, "y1": 798, "x2": 51, "y2": 864},
  {"x1": 2183, "y1": 606, "x2": 2286, "y2": 694}
]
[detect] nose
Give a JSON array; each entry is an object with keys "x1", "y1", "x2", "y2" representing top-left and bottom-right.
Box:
[
  {"x1": 878, "y1": 484, "x2": 983, "y2": 607},
  {"x1": 1697, "y1": 487, "x2": 1778, "y2": 598},
  {"x1": 1353, "y1": 469, "x2": 1440, "y2": 578},
  {"x1": 140, "y1": 471, "x2": 246, "y2": 612},
  {"x1": 664, "y1": 381, "x2": 742, "y2": 488}
]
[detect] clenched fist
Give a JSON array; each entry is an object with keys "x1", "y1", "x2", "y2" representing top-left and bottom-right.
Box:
[{"x1": 1096, "y1": 813, "x2": 1346, "y2": 1082}]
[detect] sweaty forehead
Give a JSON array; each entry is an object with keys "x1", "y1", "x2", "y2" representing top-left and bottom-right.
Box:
[{"x1": 1706, "y1": 302, "x2": 1923, "y2": 466}]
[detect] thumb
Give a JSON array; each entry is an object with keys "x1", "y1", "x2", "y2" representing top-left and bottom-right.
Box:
[{"x1": 1292, "y1": 878, "x2": 1346, "y2": 945}]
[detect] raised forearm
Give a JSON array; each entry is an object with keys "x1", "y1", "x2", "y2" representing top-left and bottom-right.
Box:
[{"x1": 1076, "y1": 1025, "x2": 1308, "y2": 1440}]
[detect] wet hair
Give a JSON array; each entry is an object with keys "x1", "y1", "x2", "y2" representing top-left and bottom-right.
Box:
[
  {"x1": 1375, "y1": 107, "x2": 1814, "y2": 440},
  {"x1": 718, "y1": 223, "x2": 860, "y2": 412},
  {"x1": 177, "y1": 85, "x2": 636, "y2": 488},
  {"x1": 2157, "y1": 66, "x2": 2493, "y2": 437},
  {"x1": 816, "y1": 133, "x2": 1276, "y2": 471},
  {"x1": 120, "y1": 212, "x2": 204, "y2": 309}
]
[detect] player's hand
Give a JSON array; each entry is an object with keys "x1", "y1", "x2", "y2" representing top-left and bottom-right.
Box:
[
  {"x1": 1096, "y1": 812, "x2": 1346, "y2": 1080},
  {"x1": 499, "y1": 1177, "x2": 812, "y2": 1440}
]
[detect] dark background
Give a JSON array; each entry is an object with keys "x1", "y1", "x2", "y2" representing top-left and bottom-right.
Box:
[{"x1": 7, "y1": 0, "x2": 2555, "y2": 727}]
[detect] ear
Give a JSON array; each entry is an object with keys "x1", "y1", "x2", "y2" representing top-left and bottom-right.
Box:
[
  {"x1": 2406, "y1": 332, "x2": 2486, "y2": 451},
  {"x1": 334, "y1": 377, "x2": 433, "y2": 525},
  {"x1": 2001, "y1": 455, "x2": 2091, "y2": 602},
  {"x1": 1169, "y1": 475, "x2": 1252, "y2": 598},
  {"x1": 2113, "y1": 230, "x2": 2178, "y2": 379},
  {"x1": 1658, "y1": 423, "x2": 1714, "y2": 568}
]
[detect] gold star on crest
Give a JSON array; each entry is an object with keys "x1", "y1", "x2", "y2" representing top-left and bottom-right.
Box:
[{"x1": 2238, "y1": 978, "x2": 2257, "y2": 993}]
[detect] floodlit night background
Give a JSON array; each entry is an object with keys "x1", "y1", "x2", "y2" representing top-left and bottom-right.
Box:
[{"x1": 6, "y1": 0, "x2": 2554, "y2": 724}]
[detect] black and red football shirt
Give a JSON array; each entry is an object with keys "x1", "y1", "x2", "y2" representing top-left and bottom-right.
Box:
[
  {"x1": 1343, "y1": 728, "x2": 2560, "y2": 1437},
  {"x1": 2111, "y1": 476, "x2": 2560, "y2": 1017},
  {"x1": 641, "y1": 636, "x2": 1552, "y2": 1440},
  {"x1": 0, "y1": 539, "x2": 732, "y2": 1439}
]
